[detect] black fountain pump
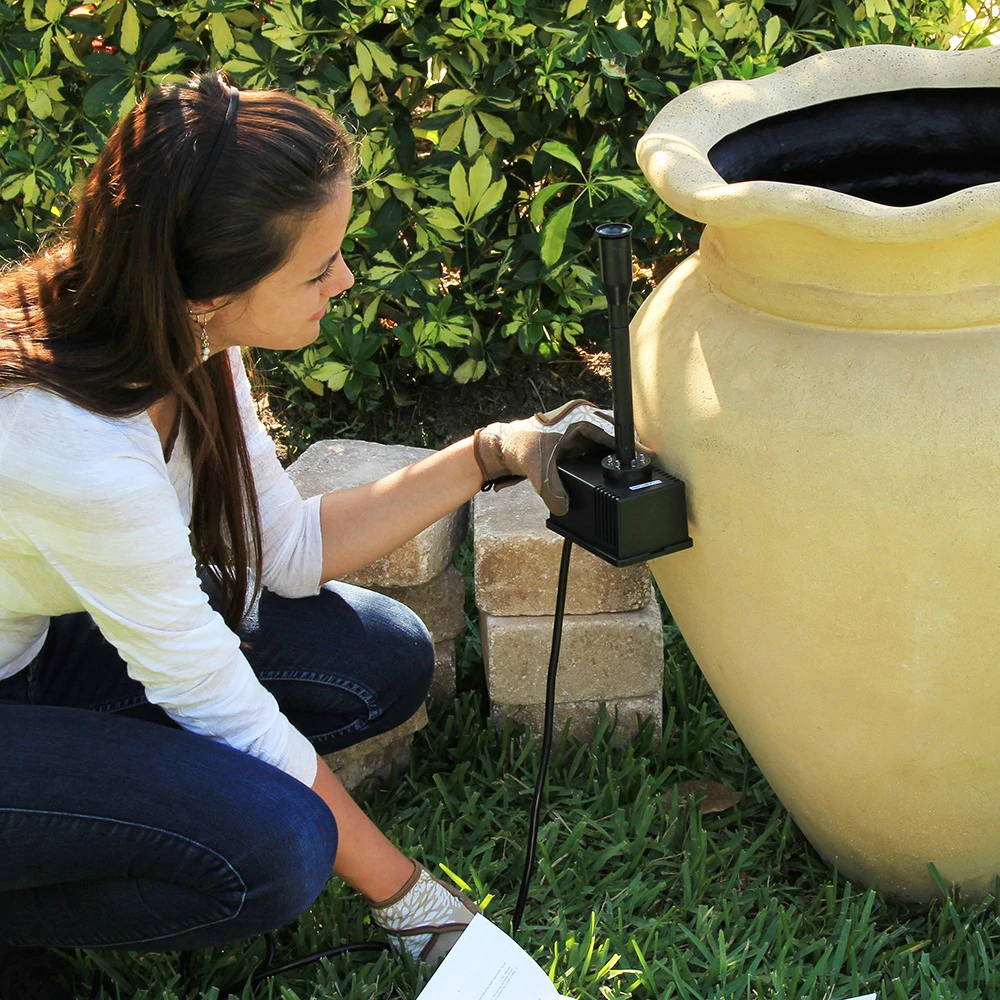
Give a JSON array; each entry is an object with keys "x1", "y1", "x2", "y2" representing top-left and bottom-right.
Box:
[{"x1": 545, "y1": 223, "x2": 693, "y2": 567}]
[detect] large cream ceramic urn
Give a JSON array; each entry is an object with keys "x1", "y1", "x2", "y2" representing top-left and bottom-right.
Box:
[{"x1": 632, "y1": 44, "x2": 1000, "y2": 902}]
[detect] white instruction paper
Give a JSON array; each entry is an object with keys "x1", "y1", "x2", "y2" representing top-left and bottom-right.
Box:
[{"x1": 416, "y1": 914, "x2": 572, "y2": 1000}]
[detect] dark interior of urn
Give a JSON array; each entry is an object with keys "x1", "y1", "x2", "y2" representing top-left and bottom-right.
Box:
[{"x1": 707, "y1": 88, "x2": 1000, "y2": 207}]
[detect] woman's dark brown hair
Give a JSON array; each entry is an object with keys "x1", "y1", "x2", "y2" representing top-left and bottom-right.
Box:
[{"x1": 0, "y1": 69, "x2": 356, "y2": 628}]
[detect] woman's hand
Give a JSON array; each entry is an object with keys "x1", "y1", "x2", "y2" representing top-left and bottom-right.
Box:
[{"x1": 473, "y1": 399, "x2": 617, "y2": 515}]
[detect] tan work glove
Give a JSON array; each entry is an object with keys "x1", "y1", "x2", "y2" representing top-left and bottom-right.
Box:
[{"x1": 473, "y1": 399, "x2": 617, "y2": 516}]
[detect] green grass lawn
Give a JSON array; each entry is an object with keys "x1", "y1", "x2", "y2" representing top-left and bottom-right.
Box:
[{"x1": 58, "y1": 551, "x2": 998, "y2": 1000}]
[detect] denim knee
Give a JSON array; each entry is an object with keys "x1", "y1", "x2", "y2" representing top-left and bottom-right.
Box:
[
  {"x1": 362, "y1": 591, "x2": 434, "y2": 726},
  {"x1": 241, "y1": 779, "x2": 339, "y2": 935}
]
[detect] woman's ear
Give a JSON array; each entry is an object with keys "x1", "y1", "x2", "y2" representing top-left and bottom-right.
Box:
[{"x1": 185, "y1": 300, "x2": 221, "y2": 324}]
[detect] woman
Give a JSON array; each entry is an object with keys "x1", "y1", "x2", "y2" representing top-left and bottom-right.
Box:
[{"x1": 0, "y1": 68, "x2": 615, "y2": 976}]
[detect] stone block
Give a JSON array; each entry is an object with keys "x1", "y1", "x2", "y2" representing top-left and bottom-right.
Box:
[
  {"x1": 374, "y1": 564, "x2": 465, "y2": 643},
  {"x1": 481, "y1": 591, "x2": 663, "y2": 704},
  {"x1": 492, "y1": 693, "x2": 663, "y2": 744},
  {"x1": 429, "y1": 639, "x2": 456, "y2": 701},
  {"x1": 322, "y1": 704, "x2": 428, "y2": 793},
  {"x1": 474, "y1": 481, "x2": 651, "y2": 616},
  {"x1": 287, "y1": 439, "x2": 469, "y2": 588}
]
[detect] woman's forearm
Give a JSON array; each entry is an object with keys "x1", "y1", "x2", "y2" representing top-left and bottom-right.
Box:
[
  {"x1": 317, "y1": 434, "x2": 484, "y2": 584},
  {"x1": 310, "y1": 753, "x2": 414, "y2": 900}
]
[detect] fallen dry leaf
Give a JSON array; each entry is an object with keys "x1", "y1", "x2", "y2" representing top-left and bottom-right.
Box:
[{"x1": 669, "y1": 779, "x2": 742, "y2": 815}]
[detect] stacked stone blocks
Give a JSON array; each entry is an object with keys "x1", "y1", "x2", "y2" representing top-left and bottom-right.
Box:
[
  {"x1": 287, "y1": 439, "x2": 468, "y2": 791},
  {"x1": 474, "y1": 481, "x2": 665, "y2": 743}
]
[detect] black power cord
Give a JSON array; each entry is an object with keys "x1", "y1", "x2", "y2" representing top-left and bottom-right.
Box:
[
  {"x1": 247, "y1": 932, "x2": 391, "y2": 990},
  {"x1": 512, "y1": 536, "x2": 573, "y2": 933},
  {"x1": 215, "y1": 931, "x2": 392, "y2": 998}
]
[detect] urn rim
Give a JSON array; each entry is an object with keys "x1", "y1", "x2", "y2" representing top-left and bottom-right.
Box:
[{"x1": 637, "y1": 44, "x2": 1000, "y2": 243}]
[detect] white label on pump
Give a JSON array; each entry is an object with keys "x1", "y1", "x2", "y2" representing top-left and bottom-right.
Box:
[{"x1": 629, "y1": 479, "x2": 662, "y2": 491}]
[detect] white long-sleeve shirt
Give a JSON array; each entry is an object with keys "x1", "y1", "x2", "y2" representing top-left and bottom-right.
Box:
[{"x1": 0, "y1": 348, "x2": 323, "y2": 786}]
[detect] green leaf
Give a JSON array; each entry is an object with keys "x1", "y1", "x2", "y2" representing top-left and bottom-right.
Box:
[
  {"x1": 468, "y1": 156, "x2": 491, "y2": 206},
  {"x1": 209, "y1": 13, "x2": 235, "y2": 57},
  {"x1": 311, "y1": 361, "x2": 349, "y2": 391},
  {"x1": 763, "y1": 15, "x2": 781, "y2": 52},
  {"x1": 350, "y1": 77, "x2": 370, "y2": 117},
  {"x1": 529, "y1": 182, "x2": 572, "y2": 229},
  {"x1": 355, "y1": 39, "x2": 373, "y2": 81},
  {"x1": 541, "y1": 140, "x2": 584, "y2": 176},
  {"x1": 425, "y1": 206, "x2": 462, "y2": 230},
  {"x1": 540, "y1": 200, "x2": 575, "y2": 268},
  {"x1": 453, "y1": 358, "x2": 487, "y2": 383},
  {"x1": 449, "y1": 162, "x2": 471, "y2": 217},
  {"x1": 830, "y1": 0, "x2": 856, "y2": 32},
  {"x1": 138, "y1": 17, "x2": 176, "y2": 63},
  {"x1": 653, "y1": 8, "x2": 677, "y2": 52},
  {"x1": 120, "y1": 3, "x2": 141, "y2": 56},
  {"x1": 44, "y1": 0, "x2": 63, "y2": 23},
  {"x1": 603, "y1": 176, "x2": 647, "y2": 202},
  {"x1": 84, "y1": 52, "x2": 126, "y2": 76},
  {"x1": 367, "y1": 42, "x2": 396, "y2": 78},
  {"x1": 590, "y1": 132, "x2": 615, "y2": 173},
  {"x1": 463, "y1": 114, "x2": 480, "y2": 156},
  {"x1": 21, "y1": 172, "x2": 38, "y2": 205},
  {"x1": 24, "y1": 7, "x2": 49, "y2": 31},
  {"x1": 0, "y1": 177, "x2": 23, "y2": 200},
  {"x1": 26, "y1": 86, "x2": 53, "y2": 119},
  {"x1": 471, "y1": 177, "x2": 506, "y2": 223},
  {"x1": 54, "y1": 30, "x2": 84, "y2": 68},
  {"x1": 438, "y1": 116, "x2": 465, "y2": 152},
  {"x1": 603, "y1": 26, "x2": 642, "y2": 56},
  {"x1": 566, "y1": 0, "x2": 588, "y2": 16},
  {"x1": 147, "y1": 46, "x2": 186, "y2": 73},
  {"x1": 381, "y1": 173, "x2": 416, "y2": 190},
  {"x1": 599, "y1": 57, "x2": 627, "y2": 79},
  {"x1": 362, "y1": 297, "x2": 381, "y2": 328},
  {"x1": 116, "y1": 86, "x2": 138, "y2": 122},
  {"x1": 420, "y1": 348, "x2": 450, "y2": 375},
  {"x1": 83, "y1": 74, "x2": 131, "y2": 118},
  {"x1": 367, "y1": 264, "x2": 401, "y2": 284},
  {"x1": 476, "y1": 111, "x2": 513, "y2": 142},
  {"x1": 439, "y1": 117, "x2": 464, "y2": 152},
  {"x1": 438, "y1": 88, "x2": 477, "y2": 109},
  {"x1": 432, "y1": 322, "x2": 472, "y2": 349}
]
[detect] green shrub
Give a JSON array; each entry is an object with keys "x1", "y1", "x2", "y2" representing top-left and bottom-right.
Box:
[{"x1": 2, "y1": 0, "x2": 994, "y2": 412}]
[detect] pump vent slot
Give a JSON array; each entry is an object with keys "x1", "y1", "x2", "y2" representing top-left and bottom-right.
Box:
[{"x1": 595, "y1": 488, "x2": 618, "y2": 547}]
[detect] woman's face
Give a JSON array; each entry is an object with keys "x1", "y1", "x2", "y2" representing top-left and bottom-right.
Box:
[{"x1": 201, "y1": 179, "x2": 355, "y2": 353}]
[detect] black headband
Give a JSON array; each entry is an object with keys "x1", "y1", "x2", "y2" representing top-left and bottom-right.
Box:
[{"x1": 189, "y1": 83, "x2": 239, "y2": 208}]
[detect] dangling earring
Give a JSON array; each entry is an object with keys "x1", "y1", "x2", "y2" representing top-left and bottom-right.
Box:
[{"x1": 188, "y1": 309, "x2": 211, "y2": 362}]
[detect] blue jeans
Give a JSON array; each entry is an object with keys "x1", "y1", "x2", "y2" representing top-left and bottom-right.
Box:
[{"x1": 0, "y1": 580, "x2": 434, "y2": 951}]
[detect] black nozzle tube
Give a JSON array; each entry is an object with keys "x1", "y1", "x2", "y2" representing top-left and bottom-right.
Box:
[{"x1": 596, "y1": 222, "x2": 635, "y2": 467}]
